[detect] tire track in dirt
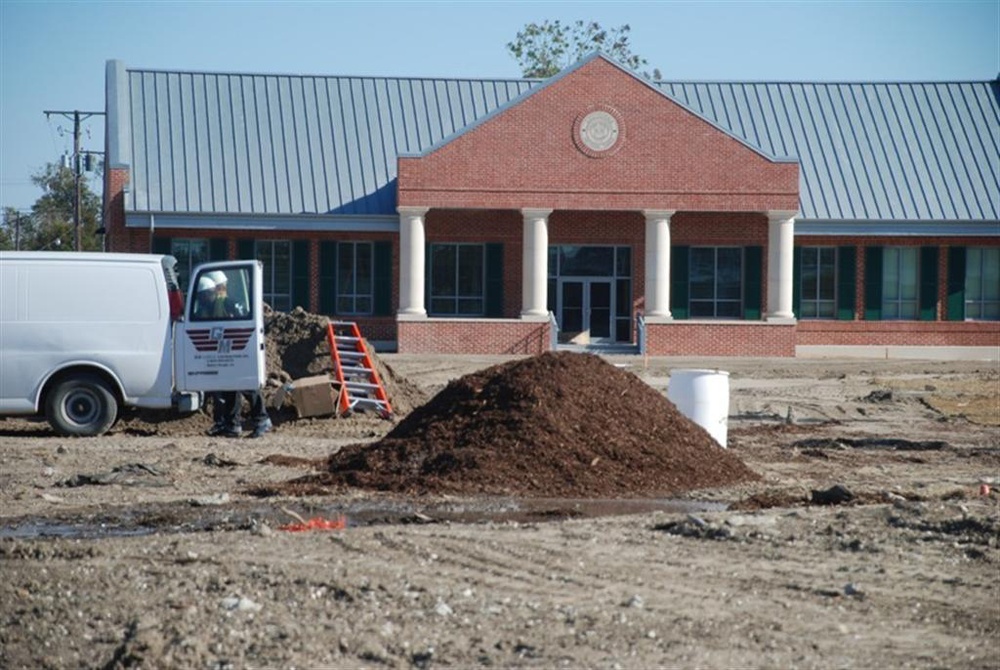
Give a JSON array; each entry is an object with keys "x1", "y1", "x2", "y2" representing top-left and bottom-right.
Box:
[{"x1": 362, "y1": 525, "x2": 600, "y2": 596}]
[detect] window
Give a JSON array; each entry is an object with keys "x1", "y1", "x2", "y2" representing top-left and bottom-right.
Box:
[
  {"x1": 337, "y1": 242, "x2": 373, "y2": 315},
  {"x1": 557, "y1": 246, "x2": 615, "y2": 276},
  {"x1": 429, "y1": 244, "x2": 484, "y2": 316},
  {"x1": 189, "y1": 266, "x2": 254, "y2": 322},
  {"x1": 882, "y1": 247, "x2": 918, "y2": 319},
  {"x1": 966, "y1": 247, "x2": 1000, "y2": 320},
  {"x1": 169, "y1": 239, "x2": 209, "y2": 292},
  {"x1": 800, "y1": 247, "x2": 837, "y2": 318},
  {"x1": 256, "y1": 240, "x2": 292, "y2": 311},
  {"x1": 689, "y1": 247, "x2": 742, "y2": 318}
]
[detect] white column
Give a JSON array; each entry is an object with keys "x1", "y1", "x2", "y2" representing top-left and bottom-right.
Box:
[
  {"x1": 767, "y1": 211, "x2": 797, "y2": 320},
  {"x1": 643, "y1": 209, "x2": 675, "y2": 318},
  {"x1": 521, "y1": 208, "x2": 552, "y2": 317},
  {"x1": 397, "y1": 206, "x2": 428, "y2": 317}
]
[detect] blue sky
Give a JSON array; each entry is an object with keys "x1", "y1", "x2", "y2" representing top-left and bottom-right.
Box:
[{"x1": 1, "y1": 0, "x2": 997, "y2": 213}]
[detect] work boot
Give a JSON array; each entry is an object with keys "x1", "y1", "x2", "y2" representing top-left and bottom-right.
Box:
[
  {"x1": 250, "y1": 417, "x2": 273, "y2": 439},
  {"x1": 222, "y1": 423, "x2": 243, "y2": 438},
  {"x1": 205, "y1": 421, "x2": 227, "y2": 437}
]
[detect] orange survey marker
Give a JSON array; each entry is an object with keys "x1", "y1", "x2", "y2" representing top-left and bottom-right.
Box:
[{"x1": 277, "y1": 515, "x2": 348, "y2": 532}]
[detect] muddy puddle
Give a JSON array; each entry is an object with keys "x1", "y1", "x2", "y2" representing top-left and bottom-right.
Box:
[{"x1": 0, "y1": 497, "x2": 728, "y2": 540}]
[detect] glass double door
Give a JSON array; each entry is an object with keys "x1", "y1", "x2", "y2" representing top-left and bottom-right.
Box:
[{"x1": 558, "y1": 278, "x2": 613, "y2": 344}]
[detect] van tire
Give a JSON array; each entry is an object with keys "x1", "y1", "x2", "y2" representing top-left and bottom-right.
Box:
[{"x1": 46, "y1": 374, "x2": 118, "y2": 437}]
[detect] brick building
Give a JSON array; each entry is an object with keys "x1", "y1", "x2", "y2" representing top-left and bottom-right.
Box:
[{"x1": 102, "y1": 54, "x2": 999, "y2": 356}]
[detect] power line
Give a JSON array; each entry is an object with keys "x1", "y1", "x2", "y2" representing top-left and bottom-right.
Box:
[{"x1": 43, "y1": 110, "x2": 104, "y2": 252}]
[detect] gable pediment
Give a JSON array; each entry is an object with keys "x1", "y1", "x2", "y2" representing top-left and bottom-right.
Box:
[{"x1": 398, "y1": 55, "x2": 799, "y2": 212}]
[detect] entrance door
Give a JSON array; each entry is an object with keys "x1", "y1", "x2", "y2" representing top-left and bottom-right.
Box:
[{"x1": 558, "y1": 279, "x2": 613, "y2": 344}]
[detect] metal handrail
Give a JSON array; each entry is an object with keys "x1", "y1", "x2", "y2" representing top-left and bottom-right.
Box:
[{"x1": 636, "y1": 314, "x2": 646, "y2": 357}]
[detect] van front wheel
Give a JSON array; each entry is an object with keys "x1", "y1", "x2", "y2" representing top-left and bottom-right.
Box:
[{"x1": 46, "y1": 375, "x2": 118, "y2": 437}]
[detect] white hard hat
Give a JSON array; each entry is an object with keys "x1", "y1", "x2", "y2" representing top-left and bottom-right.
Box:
[
  {"x1": 207, "y1": 270, "x2": 228, "y2": 285},
  {"x1": 197, "y1": 276, "x2": 216, "y2": 293}
]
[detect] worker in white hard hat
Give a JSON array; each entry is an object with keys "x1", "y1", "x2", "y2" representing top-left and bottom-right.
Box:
[
  {"x1": 208, "y1": 270, "x2": 235, "y2": 319},
  {"x1": 192, "y1": 275, "x2": 217, "y2": 319},
  {"x1": 197, "y1": 269, "x2": 272, "y2": 439},
  {"x1": 207, "y1": 270, "x2": 227, "y2": 285}
]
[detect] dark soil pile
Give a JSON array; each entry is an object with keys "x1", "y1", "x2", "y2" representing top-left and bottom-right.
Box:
[
  {"x1": 264, "y1": 306, "x2": 333, "y2": 382},
  {"x1": 284, "y1": 352, "x2": 759, "y2": 498}
]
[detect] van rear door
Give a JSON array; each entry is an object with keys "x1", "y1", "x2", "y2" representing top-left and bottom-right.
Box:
[{"x1": 176, "y1": 261, "x2": 265, "y2": 393}]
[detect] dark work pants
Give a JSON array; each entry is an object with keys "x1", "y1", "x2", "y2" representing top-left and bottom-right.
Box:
[{"x1": 217, "y1": 390, "x2": 268, "y2": 428}]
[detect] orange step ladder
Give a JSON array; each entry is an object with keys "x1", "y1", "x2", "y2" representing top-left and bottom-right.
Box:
[{"x1": 326, "y1": 321, "x2": 392, "y2": 418}]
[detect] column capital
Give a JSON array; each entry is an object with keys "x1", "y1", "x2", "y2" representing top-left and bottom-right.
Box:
[
  {"x1": 766, "y1": 210, "x2": 798, "y2": 224},
  {"x1": 397, "y1": 206, "x2": 430, "y2": 218},
  {"x1": 642, "y1": 209, "x2": 676, "y2": 221},
  {"x1": 520, "y1": 208, "x2": 553, "y2": 219}
]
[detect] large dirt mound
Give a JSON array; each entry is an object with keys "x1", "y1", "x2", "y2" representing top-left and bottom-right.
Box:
[{"x1": 281, "y1": 352, "x2": 759, "y2": 498}]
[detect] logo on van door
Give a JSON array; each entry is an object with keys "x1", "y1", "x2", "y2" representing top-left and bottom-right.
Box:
[{"x1": 187, "y1": 328, "x2": 255, "y2": 353}]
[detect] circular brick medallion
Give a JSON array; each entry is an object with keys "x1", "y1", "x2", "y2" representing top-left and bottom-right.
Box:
[{"x1": 573, "y1": 105, "x2": 625, "y2": 157}]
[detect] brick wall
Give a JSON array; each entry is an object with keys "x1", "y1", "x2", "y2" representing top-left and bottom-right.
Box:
[
  {"x1": 104, "y1": 167, "x2": 145, "y2": 253},
  {"x1": 398, "y1": 57, "x2": 798, "y2": 213},
  {"x1": 795, "y1": 321, "x2": 999, "y2": 347},
  {"x1": 398, "y1": 319, "x2": 550, "y2": 355},
  {"x1": 645, "y1": 322, "x2": 797, "y2": 356}
]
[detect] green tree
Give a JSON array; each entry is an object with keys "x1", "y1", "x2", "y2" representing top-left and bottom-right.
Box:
[
  {"x1": 507, "y1": 20, "x2": 661, "y2": 80},
  {"x1": 0, "y1": 162, "x2": 102, "y2": 251}
]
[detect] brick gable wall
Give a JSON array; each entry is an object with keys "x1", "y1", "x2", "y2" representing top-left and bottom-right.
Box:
[{"x1": 398, "y1": 58, "x2": 798, "y2": 213}]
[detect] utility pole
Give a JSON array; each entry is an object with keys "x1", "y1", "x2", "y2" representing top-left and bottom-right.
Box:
[{"x1": 44, "y1": 109, "x2": 103, "y2": 251}]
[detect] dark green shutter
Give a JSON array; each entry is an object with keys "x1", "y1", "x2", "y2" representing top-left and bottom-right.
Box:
[
  {"x1": 947, "y1": 246, "x2": 966, "y2": 321},
  {"x1": 837, "y1": 246, "x2": 857, "y2": 320},
  {"x1": 792, "y1": 246, "x2": 802, "y2": 318},
  {"x1": 485, "y1": 243, "x2": 504, "y2": 317},
  {"x1": 213, "y1": 239, "x2": 233, "y2": 261},
  {"x1": 864, "y1": 246, "x2": 883, "y2": 320},
  {"x1": 743, "y1": 246, "x2": 762, "y2": 320},
  {"x1": 292, "y1": 240, "x2": 310, "y2": 310},
  {"x1": 670, "y1": 246, "x2": 689, "y2": 319},
  {"x1": 319, "y1": 241, "x2": 338, "y2": 315},
  {"x1": 374, "y1": 241, "x2": 393, "y2": 316},
  {"x1": 919, "y1": 246, "x2": 939, "y2": 321},
  {"x1": 425, "y1": 243, "x2": 431, "y2": 314},
  {"x1": 151, "y1": 236, "x2": 171, "y2": 255}
]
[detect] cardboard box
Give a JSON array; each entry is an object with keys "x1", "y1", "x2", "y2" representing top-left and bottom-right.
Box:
[{"x1": 289, "y1": 375, "x2": 338, "y2": 418}]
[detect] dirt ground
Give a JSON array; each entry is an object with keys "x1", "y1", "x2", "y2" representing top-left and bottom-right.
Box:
[{"x1": 1, "y1": 353, "x2": 998, "y2": 669}]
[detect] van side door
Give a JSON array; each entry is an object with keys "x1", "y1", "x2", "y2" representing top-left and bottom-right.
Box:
[{"x1": 175, "y1": 261, "x2": 265, "y2": 393}]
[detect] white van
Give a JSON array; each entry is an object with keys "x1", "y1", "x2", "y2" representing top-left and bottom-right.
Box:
[{"x1": 0, "y1": 251, "x2": 264, "y2": 436}]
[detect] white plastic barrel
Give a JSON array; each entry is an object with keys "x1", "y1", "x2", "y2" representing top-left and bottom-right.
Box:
[{"x1": 667, "y1": 369, "x2": 730, "y2": 448}]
